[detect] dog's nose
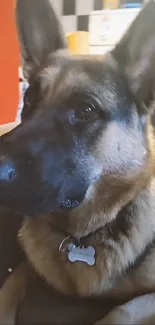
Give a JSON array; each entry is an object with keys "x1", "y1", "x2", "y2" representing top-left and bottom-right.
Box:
[
  {"x1": 0, "y1": 152, "x2": 33, "y2": 182},
  {"x1": 0, "y1": 148, "x2": 61, "y2": 216},
  {"x1": 0, "y1": 135, "x2": 33, "y2": 185},
  {"x1": 0, "y1": 156, "x2": 17, "y2": 182},
  {"x1": 0, "y1": 151, "x2": 41, "y2": 215}
]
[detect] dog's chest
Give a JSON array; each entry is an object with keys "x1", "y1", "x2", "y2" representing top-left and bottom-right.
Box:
[{"x1": 109, "y1": 244, "x2": 155, "y2": 299}]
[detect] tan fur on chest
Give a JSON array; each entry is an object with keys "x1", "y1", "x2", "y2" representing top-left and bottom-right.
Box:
[{"x1": 19, "y1": 176, "x2": 155, "y2": 299}]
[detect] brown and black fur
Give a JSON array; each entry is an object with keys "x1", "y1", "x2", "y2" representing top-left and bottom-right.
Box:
[{"x1": 1, "y1": 0, "x2": 155, "y2": 324}]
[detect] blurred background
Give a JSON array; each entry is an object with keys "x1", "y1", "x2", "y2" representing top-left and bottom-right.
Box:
[{"x1": 0, "y1": 0, "x2": 149, "y2": 130}]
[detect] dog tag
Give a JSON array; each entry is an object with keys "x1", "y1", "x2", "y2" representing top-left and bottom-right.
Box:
[{"x1": 68, "y1": 245, "x2": 95, "y2": 266}]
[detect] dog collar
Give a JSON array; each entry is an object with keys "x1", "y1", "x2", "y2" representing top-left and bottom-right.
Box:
[{"x1": 49, "y1": 223, "x2": 98, "y2": 266}]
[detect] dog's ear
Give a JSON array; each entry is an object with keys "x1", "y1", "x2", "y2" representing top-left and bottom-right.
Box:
[
  {"x1": 112, "y1": 2, "x2": 155, "y2": 110},
  {"x1": 16, "y1": 0, "x2": 67, "y2": 80}
]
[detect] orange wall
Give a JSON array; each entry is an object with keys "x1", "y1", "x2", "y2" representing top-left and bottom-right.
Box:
[{"x1": 0, "y1": 0, "x2": 20, "y2": 124}]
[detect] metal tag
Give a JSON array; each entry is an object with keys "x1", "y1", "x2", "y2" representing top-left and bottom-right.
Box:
[{"x1": 68, "y1": 244, "x2": 95, "y2": 266}]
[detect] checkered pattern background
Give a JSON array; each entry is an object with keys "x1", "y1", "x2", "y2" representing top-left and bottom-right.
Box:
[
  {"x1": 52, "y1": 0, "x2": 104, "y2": 34},
  {"x1": 50, "y1": 0, "x2": 144, "y2": 34}
]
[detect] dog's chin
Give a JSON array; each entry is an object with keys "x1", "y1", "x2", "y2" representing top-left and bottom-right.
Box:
[{"x1": 60, "y1": 196, "x2": 84, "y2": 210}]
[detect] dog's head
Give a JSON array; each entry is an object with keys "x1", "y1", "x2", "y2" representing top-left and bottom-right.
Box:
[{"x1": 0, "y1": 0, "x2": 155, "y2": 220}]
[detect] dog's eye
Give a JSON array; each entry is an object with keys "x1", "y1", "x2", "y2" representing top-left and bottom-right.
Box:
[
  {"x1": 67, "y1": 95, "x2": 105, "y2": 124},
  {"x1": 74, "y1": 103, "x2": 97, "y2": 122}
]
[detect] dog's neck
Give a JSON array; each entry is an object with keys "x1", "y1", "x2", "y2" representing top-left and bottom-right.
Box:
[{"x1": 20, "y1": 178, "x2": 155, "y2": 297}]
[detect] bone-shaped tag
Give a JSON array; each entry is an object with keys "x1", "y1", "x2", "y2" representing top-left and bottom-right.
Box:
[{"x1": 68, "y1": 244, "x2": 95, "y2": 266}]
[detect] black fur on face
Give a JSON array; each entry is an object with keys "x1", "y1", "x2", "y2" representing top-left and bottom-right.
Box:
[{"x1": 0, "y1": 1, "x2": 155, "y2": 216}]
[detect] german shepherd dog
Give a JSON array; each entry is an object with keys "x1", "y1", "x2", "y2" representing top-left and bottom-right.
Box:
[{"x1": 1, "y1": 0, "x2": 155, "y2": 323}]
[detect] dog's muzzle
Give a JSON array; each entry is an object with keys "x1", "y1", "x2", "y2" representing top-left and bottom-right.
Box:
[{"x1": 0, "y1": 143, "x2": 87, "y2": 216}]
